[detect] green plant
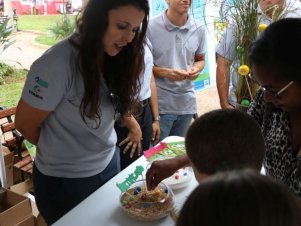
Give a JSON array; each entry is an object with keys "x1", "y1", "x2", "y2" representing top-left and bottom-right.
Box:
[
  {"x1": 35, "y1": 34, "x2": 57, "y2": 46},
  {"x1": 219, "y1": 0, "x2": 259, "y2": 106},
  {"x1": 18, "y1": 15, "x2": 73, "y2": 32},
  {"x1": 0, "y1": 65, "x2": 27, "y2": 107},
  {"x1": 17, "y1": 15, "x2": 75, "y2": 46},
  {"x1": 0, "y1": 62, "x2": 26, "y2": 84},
  {"x1": 232, "y1": 0, "x2": 259, "y2": 105},
  {"x1": 0, "y1": 18, "x2": 16, "y2": 54},
  {"x1": 48, "y1": 14, "x2": 75, "y2": 40},
  {"x1": 0, "y1": 63, "x2": 14, "y2": 83},
  {"x1": 218, "y1": 0, "x2": 283, "y2": 107},
  {"x1": 0, "y1": 18, "x2": 17, "y2": 84}
]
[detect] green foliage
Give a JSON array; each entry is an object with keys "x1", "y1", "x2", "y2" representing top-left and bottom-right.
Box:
[
  {"x1": 0, "y1": 64, "x2": 27, "y2": 108},
  {"x1": 219, "y1": 0, "x2": 259, "y2": 104},
  {"x1": 18, "y1": 15, "x2": 76, "y2": 46},
  {"x1": 48, "y1": 14, "x2": 75, "y2": 40},
  {"x1": 0, "y1": 18, "x2": 18, "y2": 87},
  {"x1": 0, "y1": 18, "x2": 16, "y2": 54},
  {"x1": 0, "y1": 63, "x2": 14, "y2": 82},
  {"x1": 18, "y1": 15, "x2": 73, "y2": 33},
  {"x1": 0, "y1": 63, "x2": 27, "y2": 84},
  {"x1": 0, "y1": 81, "x2": 25, "y2": 107},
  {"x1": 35, "y1": 34, "x2": 57, "y2": 46}
]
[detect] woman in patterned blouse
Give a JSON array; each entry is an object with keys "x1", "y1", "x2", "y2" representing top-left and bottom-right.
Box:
[{"x1": 248, "y1": 18, "x2": 301, "y2": 196}]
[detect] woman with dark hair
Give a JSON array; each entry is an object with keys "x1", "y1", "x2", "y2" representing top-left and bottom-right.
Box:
[
  {"x1": 115, "y1": 39, "x2": 161, "y2": 170},
  {"x1": 248, "y1": 18, "x2": 301, "y2": 196},
  {"x1": 15, "y1": 0, "x2": 149, "y2": 224},
  {"x1": 177, "y1": 170, "x2": 301, "y2": 226}
]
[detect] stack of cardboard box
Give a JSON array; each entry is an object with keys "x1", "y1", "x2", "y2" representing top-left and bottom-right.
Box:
[
  {"x1": 1, "y1": 145, "x2": 46, "y2": 226},
  {"x1": 0, "y1": 187, "x2": 35, "y2": 226}
]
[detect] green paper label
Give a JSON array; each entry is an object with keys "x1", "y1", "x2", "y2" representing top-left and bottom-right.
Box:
[{"x1": 116, "y1": 165, "x2": 144, "y2": 192}]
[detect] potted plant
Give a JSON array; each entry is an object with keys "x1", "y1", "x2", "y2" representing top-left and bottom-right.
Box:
[
  {"x1": 217, "y1": 0, "x2": 286, "y2": 111},
  {"x1": 219, "y1": 0, "x2": 259, "y2": 111}
]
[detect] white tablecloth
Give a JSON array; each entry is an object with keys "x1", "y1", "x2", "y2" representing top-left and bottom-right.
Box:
[{"x1": 53, "y1": 136, "x2": 198, "y2": 226}]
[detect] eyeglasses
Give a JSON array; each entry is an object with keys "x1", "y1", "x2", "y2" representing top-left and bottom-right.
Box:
[
  {"x1": 262, "y1": 81, "x2": 294, "y2": 98},
  {"x1": 248, "y1": 73, "x2": 294, "y2": 99}
]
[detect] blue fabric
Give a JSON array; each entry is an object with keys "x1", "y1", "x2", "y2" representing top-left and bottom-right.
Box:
[
  {"x1": 159, "y1": 114, "x2": 194, "y2": 141},
  {"x1": 33, "y1": 151, "x2": 119, "y2": 225}
]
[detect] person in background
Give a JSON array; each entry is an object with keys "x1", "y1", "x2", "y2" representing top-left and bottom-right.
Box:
[
  {"x1": 15, "y1": 0, "x2": 149, "y2": 224},
  {"x1": 115, "y1": 40, "x2": 160, "y2": 170},
  {"x1": 147, "y1": 0, "x2": 206, "y2": 141},
  {"x1": 146, "y1": 109, "x2": 265, "y2": 190},
  {"x1": 66, "y1": 0, "x2": 72, "y2": 14},
  {"x1": 177, "y1": 170, "x2": 301, "y2": 226},
  {"x1": 248, "y1": 18, "x2": 301, "y2": 196},
  {"x1": 216, "y1": 0, "x2": 301, "y2": 109}
]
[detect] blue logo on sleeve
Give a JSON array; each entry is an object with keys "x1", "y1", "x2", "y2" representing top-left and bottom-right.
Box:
[{"x1": 35, "y1": 76, "x2": 48, "y2": 88}]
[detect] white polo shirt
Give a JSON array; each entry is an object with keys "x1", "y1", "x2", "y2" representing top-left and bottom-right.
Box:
[
  {"x1": 138, "y1": 40, "x2": 153, "y2": 101},
  {"x1": 147, "y1": 12, "x2": 206, "y2": 115}
]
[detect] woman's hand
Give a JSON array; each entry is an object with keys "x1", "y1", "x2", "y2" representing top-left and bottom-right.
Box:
[{"x1": 119, "y1": 115, "x2": 142, "y2": 158}]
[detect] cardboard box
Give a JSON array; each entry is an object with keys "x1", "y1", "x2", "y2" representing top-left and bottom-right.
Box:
[
  {"x1": 2, "y1": 145, "x2": 14, "y2": 187},
  {"x1": 10, "y1": 180, "x2": 47, "y2": 226},
  {"x1": 36, "y1": 214, "x2": 47, "y2": 226},
  {"x1": 10, "y1": 180, "x2": 33, "y2": 197},
  {"x1": 16, "y1": 216, "x2": 35, "y2": 226},
  {"x1": 10, "y1": 180, "x2": 38, "y2": 217},
  {"x1": 0, "y1": 188, "x2": 33, "y2": 226},
  {"x1": 1, "y1": 145, "x2": 10, "y2": 154}
]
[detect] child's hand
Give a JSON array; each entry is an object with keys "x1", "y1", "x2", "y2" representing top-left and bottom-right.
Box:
[{"x1": 146, "y1": 158, "x2": 182, "y2": 190}]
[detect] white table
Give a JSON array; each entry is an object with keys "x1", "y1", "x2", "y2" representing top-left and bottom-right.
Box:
[{"x1": 53, "y1": 137, "x2": 198, "y2": 226}]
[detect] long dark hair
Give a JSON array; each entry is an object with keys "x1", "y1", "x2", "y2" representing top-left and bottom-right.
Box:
[
  {"x1": 177, "y1": 170, "x2": 301, "y2": 226},
  {"x1": 70, "y1": 0, "x2": 149, "y2": 126}
]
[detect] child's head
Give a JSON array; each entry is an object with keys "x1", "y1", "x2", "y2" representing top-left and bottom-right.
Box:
[
  {"x1": 177, "y1": 170, "x2": 301, "y2": 226},
  {"x1": 185, "y1": 109, "x2": 265, "y2": 182}
]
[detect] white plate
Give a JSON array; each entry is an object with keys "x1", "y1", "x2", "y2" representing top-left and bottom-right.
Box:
[{"x1": 162, "y1": 167, "x2": 193, "y2": 190}]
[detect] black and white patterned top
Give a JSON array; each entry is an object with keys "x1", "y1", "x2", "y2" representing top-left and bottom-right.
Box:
[{"x1": 248, "y1": 90, "x2": 301, "y2": 196}]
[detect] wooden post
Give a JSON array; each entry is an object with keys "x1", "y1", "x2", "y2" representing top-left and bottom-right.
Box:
[
  {"x1": 3, "y1": 0, "x2": 13, "y2": 28},
  {"x1": 0, "y1": 144, "x2": 7, "y2": 188}
]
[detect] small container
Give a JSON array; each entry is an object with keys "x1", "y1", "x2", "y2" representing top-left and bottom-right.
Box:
[
  {"x1": 162, "y1": 167, "x2": 193, "y2": 190},
  {"x1": 119, "y1": 180, "x2": 174, "y2": 221},
  {"x1": 147, "y1": 159, "x2": 193, "y2": 191}
]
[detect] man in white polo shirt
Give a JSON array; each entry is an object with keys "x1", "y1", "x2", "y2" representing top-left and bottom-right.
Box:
[{"x1": 147, "y1": 0, "x2": 206, "y2": 141}]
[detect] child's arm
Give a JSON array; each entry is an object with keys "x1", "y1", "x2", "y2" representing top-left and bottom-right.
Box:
[{"x1": 146, "y1": 155, "x2": 190, "y2": 190}]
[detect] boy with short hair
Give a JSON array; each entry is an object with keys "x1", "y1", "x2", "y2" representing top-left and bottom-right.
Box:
[{"x1": 146, "y1": 109, "x2": 265, "y2": 189}]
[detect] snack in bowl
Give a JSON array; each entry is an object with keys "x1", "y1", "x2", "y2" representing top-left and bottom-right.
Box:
[{"x1": 120, "y1": 180, "x2": 174, "y2": 221}]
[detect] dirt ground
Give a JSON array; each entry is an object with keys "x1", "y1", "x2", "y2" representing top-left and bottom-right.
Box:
[{"x1": 0, "y1": 31, "x2": 221, "y2": 115}]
